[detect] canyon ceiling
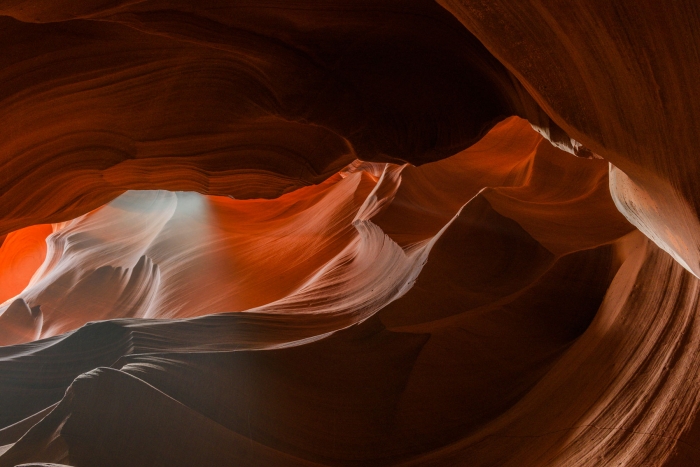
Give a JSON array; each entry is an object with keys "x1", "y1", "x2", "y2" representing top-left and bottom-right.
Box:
[{"x1": 0, "y1": 1, "x2": 699, "y2": 466}]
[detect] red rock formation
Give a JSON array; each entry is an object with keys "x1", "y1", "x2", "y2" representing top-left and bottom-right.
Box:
[
  {"x1": 439, "y1": 0, "x2": 700, "y2": 278},
  {"x1": 0, "y1": 1, "x2": 697, "y2": 466},
  {"x1": 0, "y1": 0, "x2": 538, "y2": 238},
  {"x1": 0, "y1": 224, "x2": 52, "y2": 304}
]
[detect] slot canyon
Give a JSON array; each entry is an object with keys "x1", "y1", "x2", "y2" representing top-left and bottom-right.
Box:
[{"x1": 0, "y1": 1, "x2": 699, "y2": 466}]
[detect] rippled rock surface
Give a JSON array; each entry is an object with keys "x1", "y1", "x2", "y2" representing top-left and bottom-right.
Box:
[{"x1": 0, "y1": 2, "x2": 698, "y2": 466}]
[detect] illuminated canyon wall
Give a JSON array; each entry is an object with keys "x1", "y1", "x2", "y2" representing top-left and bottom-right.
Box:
[{"x1": 0, "y1": 1, "x2": 699, "y2": 466}]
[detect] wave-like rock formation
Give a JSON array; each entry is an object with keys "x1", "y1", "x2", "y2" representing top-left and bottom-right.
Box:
[
  {"x1": 439, "y1": 0, "x2": 700, "y2": 278},
  {"x1": 0, "y1": 1, "x2": 698, "y2": 466}
]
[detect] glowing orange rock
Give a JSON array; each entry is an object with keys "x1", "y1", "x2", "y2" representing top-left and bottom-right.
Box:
[{"x1": 0, "y1": 224, "x2": 52, "y2": 305}]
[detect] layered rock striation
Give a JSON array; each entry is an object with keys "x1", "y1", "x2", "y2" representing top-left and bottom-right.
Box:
[{"x1": 0, "y1": 1, "x2": 698, "y2": 466}]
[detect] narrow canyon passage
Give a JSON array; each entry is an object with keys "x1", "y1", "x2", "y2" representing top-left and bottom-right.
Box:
[
  {"x1": 0, "y1": 1, "x2": 699, "y2": 466},
  {"x1": 0, "y1": 118, "x2": 682, "y2": 466}
]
